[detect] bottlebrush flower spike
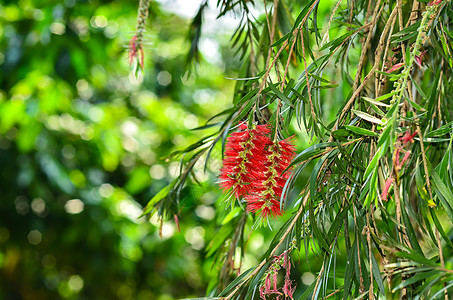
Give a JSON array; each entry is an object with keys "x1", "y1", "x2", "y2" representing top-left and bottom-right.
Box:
[
  {"x1": 387, "y1": 62, "x2": 404, "y2": 73},
  {"x1": 129, "y1": 0, "x2": 151, "y2": 69},
  {"x1": 219, "y1": 124, "x2": 271, "y2": 199},
  {"x1": 245, "y1": 138, "x2": 296, "y2": 220},
  {"x1": 428, "y1": 0, "x2": 443, "y2": 6},
  {"x1": 129, "y1": 36, "x2": 144, "y2": 68},
  {"x1": 399, "y1": 130, "x2": 417, "y2": 145},
  {"x1": 381, "y1": 178, "x2": 394, "y2": 201},
  {"x1": 415, "y1": 50, "x2": 427, "y2": 68}
]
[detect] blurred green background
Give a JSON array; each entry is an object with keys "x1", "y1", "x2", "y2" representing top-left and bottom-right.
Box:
[
  {"x1": 0, "y1": 0, "x2": 340, "y2": 299},
  {"x1": 0, "y1": 0, "x2": 240, "y2": 299}
]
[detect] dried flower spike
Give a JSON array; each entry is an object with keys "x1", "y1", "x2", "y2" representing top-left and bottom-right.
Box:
[{"x1": 259, "y1": 250, "x2": 296, "y2": 299}]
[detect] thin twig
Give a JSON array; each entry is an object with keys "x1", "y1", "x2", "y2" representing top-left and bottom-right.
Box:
[
  {"x1": 353, "y1": 0, "x2": 383, "y2": 91},
  {"x1": 353, "y1": 207, "x2": 365, "y2": 293},
  {"x1": 366, "y1": 213, "x2": 374, "y2": 300},
  {"x1": 397, "y1": 0, "x2": 406, "y2": 61},
  {"x1": 300, "y1": 30, "x2": 317, "y2": 128},
  {"x1": 377, "y1": 14, "x2": 397, "y2": 96},
  {"x1": 436, "y1": 228, "x2": 449, "y2": 300},
  {"x1": 321, "y1": 0, "x2": 342, "y2": 46},
  {"x1": 311, "y1": 263, "x2": 326, "y2": 300},
  {"x1": 374, "y1": 6, "x2": 398, "y2": 95}
]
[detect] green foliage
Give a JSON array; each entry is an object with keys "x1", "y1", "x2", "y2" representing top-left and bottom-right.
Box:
[
  {"x1": 2, "y1": 0, "x2": 453, "y2": 299},
  {"x1": 140, "y1": 0, "x2": 453, "y2": 299},
  {"x1": 0, "y1": 0, "x2": 236, "y2": 299}
]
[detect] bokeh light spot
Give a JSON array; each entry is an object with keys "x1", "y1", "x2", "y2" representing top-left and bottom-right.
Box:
[
  {"x1": 157, "y1": 71, "x2": 172, "y2": 86},
  {"x1": 68, "y1": 275, "x2": 84, "y2": 292},
  {"x1": 15, "y1": 196, "x2": 29, "y2": 215},
  {"x1": 195, "y1": 205, "x2": 215, "y2": 221},
  {"x1": 184, "y1": 226, "x2": 205, "y2": 250},
  {"x1": 50, "y1": 22, "x2": 66, "y2": 35},
  {"x1": 28, "y1": 230, "x2": 42, "y2": 245},
  {"x1": 31, "y1": 198, "x2": 46, "y2": 215},
  {"x1": 64, "y1": 199, "x2": 84, "y2": 214},
  {"x1": 302, "y1": 272, "x2": 315, "y2": 285},
  {"x1": 99, "y1": 183, "x2": 114, "y2": 198},
  {"x1": 149, "y1": 164, "x2": 166, "y2": 180}
]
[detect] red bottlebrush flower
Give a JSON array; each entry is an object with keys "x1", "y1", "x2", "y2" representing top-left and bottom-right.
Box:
[
  {"x1": 129, "y1": 0, "x2": 151, "y2": 69},
  {"x1": 396, "y1": 150, "x2": 411, "y2": 169},
  {"x1": 381, "y1": 178, "x2": 394, "y2": 201},
  {"x1": 399, "y1": 130, "x2": 417, "y2": 145},
  {"x1": 129, "y1": 36, "x2": 144, "y2": 68},
  {"x1": 428, "y1": 0, "x2": 443, "y2": 6},
  {"x1": 387, "y1": 62, "x2": 404, "y2": 73},
  {"x1": 219, "y1": 124, "x2": 272, "y2": 199},
  {"x1": 415, "y1": 50, "x2": 427, "y2": 68},
  {"x1": 174, "y1": 214, "x2": 180, "y2": 232},
  {"x1": 400, "y1": 150, "x2": 411, "y2": 166},
  {"x1": 246, "y1": 195, "x2": 282, "y2": 219},
  {"x1": 245, "y1": 138, "x2": 296, "y2": 220}
]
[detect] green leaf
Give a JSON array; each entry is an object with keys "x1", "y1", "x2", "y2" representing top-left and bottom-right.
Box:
[
  {"x1": 409, "y1": 74, "x2": 427, "y2": 100},
  {"x1": 352, "y1": 109, "x2": 383, "y2": 125},
  {"x1": 394, "y1": 251, "x2": 437, "y2": 268},
  {"x1": 401, "y1": 202, "x2": 425, "y2": 256},
  {"x1": 268, "y1": 82, "x2": 294, "y2": 107},
  {"x1": 309, "y1": 200, "x2": 331, "y2": 253},
  {"x1": 343, "y1": 248, "x2": 355, "y2": 299},
  {"x1": 362, "y1": 97, "x2": 390, "y2": 107},
  {"x1": 206, "y1": 224, "x2": 234, "y2": 257},
  {"x1": 218, "y1": 267, "x2": 254, "y2": 297},
  {"x1": 425, "y1": 121, "x2": 453, "y2": 138},
  {"x1": 429, "y1": 209, "x2": 453, "y2": 249},
  {"x1": 345, "y1": 125, "x2": 378, "y2": 137},
  {"x1": 370, "y1": 249, "x2": 385, "y2": 295},
  {"x1": 363, "y1": 145, "x2": 384, "y2": 180},
  {"x1": 326, "y1": 202, "x2": 351, "y2": 244},
  {"x1": 309, "y1": 73, "x2": 330, "y2": 83},
  {"x1": 309, "y1": 154, "x2": 327, "y2": 200},
  {"x1": 408, "y1": 99, "x2": 426, "y2": 111},
  {"x1": 392, "y1": 21, "x2": 421, "y2": 37},
  {"x1": 291, "y1": 142, "x2": 336, "y2": 166},
  {"x1": 312, "y1": 83, "x2": 339, "y2": 89},
  {"x1": 140, "y1": 178, "x2": 178, "y2": 218},
  {"x1": 431, "y1": 170, "x2": 453, "y2": 223},
  {"x1": 376, "y1": 91, "x2": 398, "y2": 101},
  {"x1": 391, "y1": 270, "x2": 440, "y2": 293},
  {"x1": 430, "y1": 282, "x2": 453, "y2": 299},
  {"x1": 221, "y1": 206, "x2": 242, "y2": 225}
]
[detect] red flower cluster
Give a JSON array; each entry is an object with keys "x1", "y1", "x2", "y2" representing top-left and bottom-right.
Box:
[{"x1": 219, "y1": 124, "x2": 296, "y2": 219}]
